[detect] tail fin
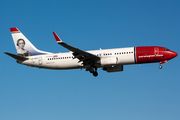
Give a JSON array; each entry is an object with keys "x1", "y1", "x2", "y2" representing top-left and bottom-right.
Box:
[{"x1": 10, "y1": 27, "x2": 51, "y2": 57}]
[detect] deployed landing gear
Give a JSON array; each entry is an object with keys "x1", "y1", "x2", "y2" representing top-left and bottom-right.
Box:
[
  {"x1": 89, "y1": 67, "x2": 94, "y2": 73},
  {"x1": 88, "y1": 66, "x2": 98, "y2": 77},
  {"x1": 159, "y1": 60, "x2": 168, "y2": 69},
  {"x1": 93, "y1": 71, "x2": 98, "y2": 77}
]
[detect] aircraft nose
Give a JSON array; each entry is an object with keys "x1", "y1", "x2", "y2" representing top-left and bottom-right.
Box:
[{"x1": 171, "y1": 51, "x2": 178, "y2": 58}]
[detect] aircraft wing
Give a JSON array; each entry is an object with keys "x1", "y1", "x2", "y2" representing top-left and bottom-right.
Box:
[{"x1": 53, "y1": 32, "x2": 100, "y2": 64}]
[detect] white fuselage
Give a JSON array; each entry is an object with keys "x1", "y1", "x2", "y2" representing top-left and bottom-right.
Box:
[{"x1": 19, "y1": 47, "x2": 135, "y2": 69}]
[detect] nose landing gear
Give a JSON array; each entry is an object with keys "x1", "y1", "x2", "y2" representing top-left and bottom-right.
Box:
[{"x1": 159, "y1": 60, "x2": 168, "y2": 69}]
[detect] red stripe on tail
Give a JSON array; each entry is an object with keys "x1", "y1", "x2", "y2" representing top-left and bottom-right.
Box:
[{"x1": 10, "y1": 27, "x2": 19, "y2": 32}]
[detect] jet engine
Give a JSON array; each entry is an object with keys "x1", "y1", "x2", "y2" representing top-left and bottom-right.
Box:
[
  {"x1": 100, "y1": 57, "x2": 118, "y2": 66},
  {"x1": 103, "y1": 65, "x2": 123, "y2": 72}
]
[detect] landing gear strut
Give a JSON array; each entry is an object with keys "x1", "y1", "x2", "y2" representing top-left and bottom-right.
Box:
[
  {"x1": 89, "y1": 66, "x2": 98, "y2": 77},
  {"x1": 159, "y1": 60, "x2": 168, "y2": 69}
]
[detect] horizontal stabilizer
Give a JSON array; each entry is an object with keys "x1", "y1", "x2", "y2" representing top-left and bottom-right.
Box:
[{"x1": 4, "y1": 52, "x2": 29, "y2": 60}]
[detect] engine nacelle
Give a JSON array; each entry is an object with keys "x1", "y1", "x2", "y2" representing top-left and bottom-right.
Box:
[
  {"x1": 100, "y1": 57, "x2": 117, "y2": 66},
  {"x1": 103, "y1": 65, "x2": 123, "y2": 72}
]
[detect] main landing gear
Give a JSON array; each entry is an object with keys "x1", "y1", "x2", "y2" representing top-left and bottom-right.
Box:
[{"x1": 88, "y1": 66, "x2": 98, "y2": 77}]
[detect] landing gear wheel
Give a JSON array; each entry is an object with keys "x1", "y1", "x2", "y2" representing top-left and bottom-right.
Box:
[
  {"x1": 89, "y1": 67, "x2": 94, "y2": 73},
  {"x1": 159, "y1": 64, "x2": 162, "y2": 69},
  {"x1": 88, "y1": 66, "x2": 98, "y2": 77},
  {"x1": 93, "y1": 71, "x2": 98, "y2": 77}
]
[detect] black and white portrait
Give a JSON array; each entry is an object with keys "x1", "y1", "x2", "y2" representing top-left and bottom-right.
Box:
[{"x1": 17, "y1": 39, "x2": 32, "y2": 57}]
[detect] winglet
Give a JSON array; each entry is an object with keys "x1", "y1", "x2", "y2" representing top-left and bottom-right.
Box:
[{"x1": 53, "y1": 32, "x2": 63, "y2": 43}]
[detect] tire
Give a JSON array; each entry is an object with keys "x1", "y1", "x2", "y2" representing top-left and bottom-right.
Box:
[{"x1": 93, "y1": 71, "x2": 98, "y2": 77}]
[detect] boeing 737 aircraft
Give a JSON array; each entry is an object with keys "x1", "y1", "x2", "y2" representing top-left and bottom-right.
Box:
[{"x1": 4, "y1": 27, "x2": 178, "y2": 77}]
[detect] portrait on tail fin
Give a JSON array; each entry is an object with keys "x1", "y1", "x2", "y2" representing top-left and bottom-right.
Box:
[
  {"x1": 16, "y1": 39, "x2": 32, "y2": 57},
  {"x1": 10, "y1": 27, "x2": 51, "y2": 56}
]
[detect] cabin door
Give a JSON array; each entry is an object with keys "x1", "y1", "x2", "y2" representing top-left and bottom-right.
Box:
[
  {"x1": 154, "y1": 47, "x2": 161, "y2": 60},
  {"x1": 154, "y1": 47, "x2": 159, "y2": 55},
  {"x1": 38, "y1": 57, "x2": 42, "y2": 65}
]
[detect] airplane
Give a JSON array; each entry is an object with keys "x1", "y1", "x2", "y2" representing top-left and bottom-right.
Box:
[{"x1": 4, "y1": 27, "x2": 178, "y2": 77}]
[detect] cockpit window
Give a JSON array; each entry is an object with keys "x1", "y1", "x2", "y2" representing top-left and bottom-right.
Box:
[{"x1": 163, "y1": 49, "x2": 170, "y2": 51}]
